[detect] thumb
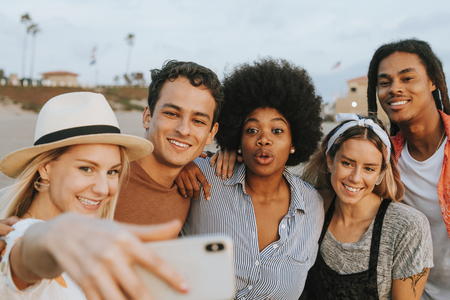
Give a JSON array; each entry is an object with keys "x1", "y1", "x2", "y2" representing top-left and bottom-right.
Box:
[{"x1": 122, "y1": 219, "x2": 182, "y2": 242}]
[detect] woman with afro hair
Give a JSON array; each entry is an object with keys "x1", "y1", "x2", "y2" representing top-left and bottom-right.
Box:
[{"x1": 178, "y1": 58, "x2": 324, "y2": 299}]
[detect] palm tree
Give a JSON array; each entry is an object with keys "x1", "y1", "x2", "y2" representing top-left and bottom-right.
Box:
[
  {"x1": 21, "y1": 13, "x2": 32, "y2": 79},
  {"x1": 125, "y1": 33, "x2": 134, "y2": 75},
  {"x1": 28, "y1": 23, "x2": 40, "y2": 80}
]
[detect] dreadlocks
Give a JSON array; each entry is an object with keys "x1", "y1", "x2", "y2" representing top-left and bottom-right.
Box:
[{"x1": 367, "y1": 38, "x2": 450, "y2": 136}]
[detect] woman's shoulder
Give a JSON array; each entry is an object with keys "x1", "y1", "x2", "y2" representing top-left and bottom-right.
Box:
[
  {"x1": 193, "y1": 156, "x2": 222, "y2": 180},
  {"x1": 382, "y1": 201, "x2": 434, "y2": 280},
  {"x1": 194, "y1": 156, "x2": 213, "y2": 169},
  {"x1": 292, "y1": 181, "x2": 333, "y2": 212},
  {"x1": 384, "y1": 201, "x2": 430, "y2": 234},
  {"x1": 386, "y1": 201, "x2": 428, "y2": 222},
  {"x1": 287, "y1": 173, "x2": 324, "y2": 210},
  {"x1": 4, "y1": 218, "x2": 43, "y2": 244},
  {"x1": 9, "y1": 218, "x2": 43, "y2": 233},
  {"x1": 287, "y1": 173, "x2": 322, "y2": 197},
  {"x1": 286, "y1": 171, "x2": 317, "y2": 190}
]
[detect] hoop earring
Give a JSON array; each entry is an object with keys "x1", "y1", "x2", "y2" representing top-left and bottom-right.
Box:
[{"x1": 34, "y1": 177, "x2": 50, "y2": 192}]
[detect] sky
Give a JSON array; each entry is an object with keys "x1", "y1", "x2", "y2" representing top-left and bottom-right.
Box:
[{"x1": 1, "y1": 0, "x2": 450, "y2": 103}]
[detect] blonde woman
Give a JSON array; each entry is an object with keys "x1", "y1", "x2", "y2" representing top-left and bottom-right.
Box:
[
  {"x1": 0, "y1": 92, "x2": 189, "y2": 299},
  {"x1": 300, "y1": 114, "x2": 433, "y2": 300}
]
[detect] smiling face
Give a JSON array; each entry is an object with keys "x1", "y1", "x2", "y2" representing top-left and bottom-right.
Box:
[
  {"x1": 327, "y1": 138, "x2": 383, "y2": 206},
  {"x1": 377, "y1": 52, "x2": 436, "y2": 126},
  {"x1": 143, "y1": 76, "x2": 218, "y2": 169},
  {"x1": 240, "y1": 107, "x2": 294, "y2": 178},
  {"x1": 39, "y1": 144, "x2": 122, "y2": 218}
]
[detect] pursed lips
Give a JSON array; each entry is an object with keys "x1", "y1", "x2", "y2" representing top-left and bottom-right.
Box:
[
  {"x1": 254, "y1": 149, "x2": 274, "y2": 164},
  {"x1": 255, "y1": 149, "x2": 273, "y2": 158}
]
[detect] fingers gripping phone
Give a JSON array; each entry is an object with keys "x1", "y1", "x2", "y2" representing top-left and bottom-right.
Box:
[{"x1": 134, "y1": 235, "x2": 235, "y2": 300}]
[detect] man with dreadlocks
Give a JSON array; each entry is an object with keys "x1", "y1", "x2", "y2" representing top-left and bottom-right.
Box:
[{"x1": 367, "y1": 38, "x2": 450, "y2": 300}]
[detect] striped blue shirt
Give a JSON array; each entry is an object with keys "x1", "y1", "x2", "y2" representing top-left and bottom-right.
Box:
[{"x1": 182, "y1": 157, "x2": 324, "y2": 300}]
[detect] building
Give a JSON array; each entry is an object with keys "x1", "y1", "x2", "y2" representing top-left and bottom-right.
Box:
[
  {"x1": 321, "y1": 102, "x2": 335, "y2": 121},
  {"x1": 41, "y1": 71, "x2": 78, "y2": 87},
  {"x1": 334, "y1": 76, "x2": 388, "y2": 123},
  {"x1": 8, "y1": 74, "x2": 20, "y2": 86}
]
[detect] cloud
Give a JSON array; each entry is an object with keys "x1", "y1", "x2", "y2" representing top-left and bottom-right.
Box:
[{"x1": 2, "y1": 0, "x2": 450, "y2": 87}]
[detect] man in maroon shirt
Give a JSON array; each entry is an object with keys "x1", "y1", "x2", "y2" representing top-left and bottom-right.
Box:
[{"x1": 114, "y1": 60, "x2": 222, "y2": 225}]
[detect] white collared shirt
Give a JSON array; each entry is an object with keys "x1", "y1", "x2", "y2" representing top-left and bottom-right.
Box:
[{"x1": 182, "y1": 157, "x2": 324, "y2": 300}]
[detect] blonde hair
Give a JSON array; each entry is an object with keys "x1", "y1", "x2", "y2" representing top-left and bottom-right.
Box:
[
  {"x1": 302, "y1": 116, "x2": 404, "y2": 202},
  {"x1": 0, "y1": 145, "x2": 129, "y2": 220}
]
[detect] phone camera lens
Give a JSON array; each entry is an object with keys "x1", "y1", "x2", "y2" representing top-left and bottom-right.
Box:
[{"x1": 206, "y1": 243, "x2": 224, "y2": 252}]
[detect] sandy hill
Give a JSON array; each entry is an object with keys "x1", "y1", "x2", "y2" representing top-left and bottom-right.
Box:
[{"x1": 0, "y1": 86, "x2": 148, "y2": 112}]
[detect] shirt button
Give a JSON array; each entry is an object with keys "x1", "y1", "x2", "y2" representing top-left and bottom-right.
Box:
[
  {"x1": 255, "y1": 260, "x2": 260, "y2": 266},
  {"x1": 273, "y1": 244, "x2": 278, "y2": 249},
  {"x1": 248, "y1": 285, "x2": 253, "y2": 290},
  {"x1": 281, "y1": 224, "x2": 286, "y2": 229}
]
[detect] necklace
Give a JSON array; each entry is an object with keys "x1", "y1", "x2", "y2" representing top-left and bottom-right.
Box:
[{"x1": 436, "y1": 130, "x2": 446, "y2": 152}]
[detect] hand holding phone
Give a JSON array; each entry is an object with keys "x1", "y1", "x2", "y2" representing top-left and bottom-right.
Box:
[{"x1": 134, "y1": 234, "x2": 235, "y2": 300}]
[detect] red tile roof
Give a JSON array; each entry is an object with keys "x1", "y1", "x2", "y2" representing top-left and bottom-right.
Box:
[
  {"x1": 41, "y1": 71, "x2": 78, "y2": 76},
  {"x1": 347, "y1": 75, "x2": 367, "y2": 83}
]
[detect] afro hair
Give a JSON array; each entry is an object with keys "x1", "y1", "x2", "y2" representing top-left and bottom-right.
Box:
[{"x1": 215, "y1": 57, "x2": 323, "y2": 166}]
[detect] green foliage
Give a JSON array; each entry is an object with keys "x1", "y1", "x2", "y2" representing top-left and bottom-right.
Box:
[
  {"x1": 323, "y1": 115, "x2": 335, "y2": 122},
  {"x1": 116, "y1": 97, "x2": 145, "y2": 111},
  {"x1": 21, "y1": 102, "x2": 41, "y2": 112},
  {"x1": 123, "y1": 74, "x2": 132, "y2": 86}
]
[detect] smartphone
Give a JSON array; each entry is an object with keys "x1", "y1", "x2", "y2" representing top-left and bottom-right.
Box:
[{"x1": 134, "y1": 234, "x2": 235, "y2": 300}]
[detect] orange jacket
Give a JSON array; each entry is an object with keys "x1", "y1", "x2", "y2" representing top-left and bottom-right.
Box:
[{"x1": 392, "y1": 110, "x2": 450, "y2": 238}]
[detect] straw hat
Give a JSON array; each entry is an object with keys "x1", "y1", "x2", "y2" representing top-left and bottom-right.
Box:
[{"x1": 0, "y1": 92, "x2": 153, "y2": 178}]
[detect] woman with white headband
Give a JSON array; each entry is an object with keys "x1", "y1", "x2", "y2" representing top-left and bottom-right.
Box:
[
  {"x1": 0, "y1": 92, "x2": 189, "y2": 299},
  {"x1": 300, "y1": 114, "x2": 433, "y2": 300}
]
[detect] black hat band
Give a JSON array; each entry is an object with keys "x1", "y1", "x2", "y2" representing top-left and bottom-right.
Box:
[{"x1": 34, "y1": 125, "x2": 121, "y2": 146}]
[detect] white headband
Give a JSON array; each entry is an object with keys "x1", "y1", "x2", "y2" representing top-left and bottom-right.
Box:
[{"x1": 326, "y1": 113, "x2": 391, "y2": 163}]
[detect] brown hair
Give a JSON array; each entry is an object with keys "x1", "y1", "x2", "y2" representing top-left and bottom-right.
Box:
[{"x1": 147, "y1": 60, "x2": 224, "y2": 127}]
